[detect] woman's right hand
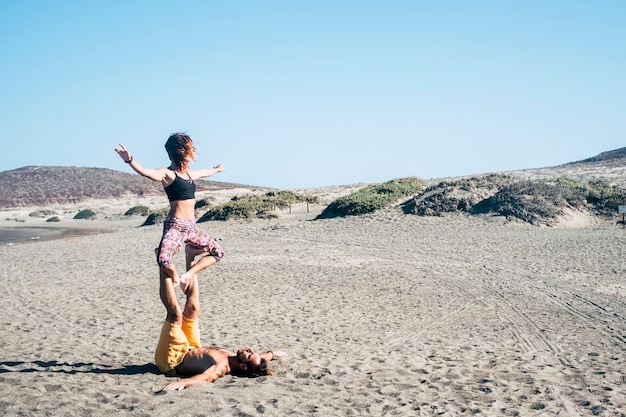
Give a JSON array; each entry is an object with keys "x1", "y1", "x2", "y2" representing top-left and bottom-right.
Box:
[{"x1": 114, "y1": 143, "x2": 132, "y2": 163}]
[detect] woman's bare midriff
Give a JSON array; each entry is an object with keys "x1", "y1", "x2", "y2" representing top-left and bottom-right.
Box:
[{"x1": 168, "y1": 199, "x2": 197, "y2": 221}]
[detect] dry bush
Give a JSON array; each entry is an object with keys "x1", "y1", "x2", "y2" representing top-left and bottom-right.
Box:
[
  {"x1": 406, "y1": 175, "x2": 626, "y2": 226},
  {"x1": 29, "y1": 209, "x2": 57, "y2": 218},
  {"x1": 471, "y1": 178, "x2": 626, "y2": 225},
  {"x1": 402, "y1": 174, "x2": 512, "y2": 216}
]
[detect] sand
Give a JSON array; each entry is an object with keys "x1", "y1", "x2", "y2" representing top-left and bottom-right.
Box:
[{"x1": 1, "y1": 192, "x2": 625, "y2": 416}]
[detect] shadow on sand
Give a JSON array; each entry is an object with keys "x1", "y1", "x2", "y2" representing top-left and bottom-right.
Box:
[{"x1": 0, "y1": 360, "x2": 160, "y2": 375}]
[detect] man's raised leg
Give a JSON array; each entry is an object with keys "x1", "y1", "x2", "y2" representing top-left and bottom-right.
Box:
[
  {"x1": 180, "y1": 274, "x2": 202, "y2": 348},
  {"x1": 155, "y1": 268, "x2": 194, "y2": 374},
  {"x1": 182, "y1": 274, "x2": 200, "y2": 320},
  {"x1": 159, "y1": 268, "x2": 182, "y2": 324}
]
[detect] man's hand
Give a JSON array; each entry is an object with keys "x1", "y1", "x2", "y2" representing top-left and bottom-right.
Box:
[
  {"x1": 163, "y1": 380, "x2": 188, "y2": 391},
  {"x1": 271, "y1": 350, "x2": 287, "y2": 359}
]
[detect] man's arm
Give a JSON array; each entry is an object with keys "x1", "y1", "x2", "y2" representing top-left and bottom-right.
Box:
[
  {"x1": 259, "y1": 350, "x2": 287, "y2": 362},
  {"x1": 162, "y1": 364, "x2": 228, "y2": 391}
]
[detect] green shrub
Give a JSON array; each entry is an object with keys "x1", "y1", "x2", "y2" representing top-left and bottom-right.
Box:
[
  {"x1": 317, "y1": 177, "x2": 427, "y2": 219},
  {"x1": 264, "y1": 190, "x2": 314, "y2": 208},
  {"x1": 583, "y1": 179, "x2": 626, "y2": 216},
  {"x1": 125, "y1": 205, "x2": 150, "y2": 216},
  {"x1": 142, "y1": 207, "x2": 169, "y2": 226},
  {"x1": 74, "y1": 209, "x2": 97, "y2": 220},
  {"x1": 46, "y1": 216, "x2": 61, "y2": 222},
  {"x1": 199, "y1": 203, "x2": 257, "y2": 221},
  {"x1": 198, "y1": 191, "x2": 315, "y2": 221}
]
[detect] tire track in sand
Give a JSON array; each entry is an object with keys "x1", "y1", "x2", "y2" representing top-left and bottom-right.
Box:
[
  {"x1": 543, "y1": 291, "x2": 626, "y2": 346},
  {"x1": 453, "y1": 265, "x2": 563, "y2": 366}
]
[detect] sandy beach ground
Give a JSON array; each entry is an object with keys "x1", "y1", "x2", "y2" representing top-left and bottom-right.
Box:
[{"x1": 1, "y1": 189, "x2": 625, "y2": 416}]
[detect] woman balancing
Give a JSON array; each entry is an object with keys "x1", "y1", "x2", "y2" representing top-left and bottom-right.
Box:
[{"x1": 115, "y1": 133, "x2": 225, "y2": 294}]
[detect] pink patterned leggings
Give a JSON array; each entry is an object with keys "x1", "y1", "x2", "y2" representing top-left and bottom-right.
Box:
[{"x1": 156, "y1": 217, "x2": 224, "y2": 269}]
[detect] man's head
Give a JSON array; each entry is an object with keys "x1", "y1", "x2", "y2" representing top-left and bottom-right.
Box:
[{"x1": 234, "y1": 348, "x2": 271, "y2": 377}]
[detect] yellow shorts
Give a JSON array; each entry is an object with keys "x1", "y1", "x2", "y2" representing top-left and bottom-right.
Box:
[{"x1": 154, "y1": 316, "x2": 201, "y2": 374}]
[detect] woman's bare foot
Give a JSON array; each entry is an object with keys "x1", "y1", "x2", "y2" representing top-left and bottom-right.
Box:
[
  {"x1": 179, "y1": 272, "x2": 196, "y2": 294},
  {"x1": 156, "y1": 246, "x2": 182, "y2": 286},
  {"x1": 181, "y1": 245, "x2": 206, "y2": 293}
]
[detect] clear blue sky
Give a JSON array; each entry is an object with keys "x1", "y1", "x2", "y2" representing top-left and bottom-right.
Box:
[{"x1": 1, "y1": 1, "x2": 624, "y2": 188}]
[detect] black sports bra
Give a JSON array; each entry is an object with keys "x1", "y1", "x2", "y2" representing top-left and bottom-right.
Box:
[{"x1": 164, "y1": 172, "x2": 196, "y2": 202}]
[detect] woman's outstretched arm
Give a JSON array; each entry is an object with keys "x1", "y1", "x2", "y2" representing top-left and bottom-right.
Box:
[{"x1": 115, "y1": 143, "x2": 168, "y2": 182}]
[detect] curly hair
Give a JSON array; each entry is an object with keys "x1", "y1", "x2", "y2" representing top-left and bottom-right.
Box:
[
  {"x1": 165, "y1": 133, "x2": 197, "y2": 172},
  {"x1": 231, "y1": 358, "x2": 273, "y2": 378}
]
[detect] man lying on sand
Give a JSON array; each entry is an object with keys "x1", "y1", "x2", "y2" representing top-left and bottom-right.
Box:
[{"x1": 155, "y1": 246, "x2": 285, "y2": 391}]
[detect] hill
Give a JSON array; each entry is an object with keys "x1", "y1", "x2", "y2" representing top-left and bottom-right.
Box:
[
  {"x1": 1, "y1": 147, "x2": 624, "y2": 210},
  {"x1": 508, "y1": 147, "x2": 626, "y2": 189},
  {"x1": 568, "y1": 147, "x2": 626, "y2": 165},
  {"x1": 0, "y1": 166, "x2": 257, "y2": 208}
]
